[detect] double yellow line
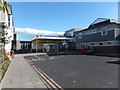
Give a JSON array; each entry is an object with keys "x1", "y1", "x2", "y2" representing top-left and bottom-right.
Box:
[{"x1": 26, "y1": 59, "x2": 64, "y2": 90}]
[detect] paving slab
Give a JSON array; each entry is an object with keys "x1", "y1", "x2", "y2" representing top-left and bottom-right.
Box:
[{"x1": 1, "y1": 54, "x2": 48, "y2": 89}]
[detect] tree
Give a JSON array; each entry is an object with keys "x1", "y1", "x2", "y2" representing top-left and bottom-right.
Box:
[
  {"x1": 0, "y1": 0, "x2": 9, "y2": 45},
  {"x1": 0, "y1": 0, "x2": 9, "y2": 64},
  {"x1": 0, "y1": 0, "x2": 8, "y2": 14}
]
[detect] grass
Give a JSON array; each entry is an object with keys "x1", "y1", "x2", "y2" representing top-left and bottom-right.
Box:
[{"x1": 0, "y1": 58, "x2": 10, "y2": 81}]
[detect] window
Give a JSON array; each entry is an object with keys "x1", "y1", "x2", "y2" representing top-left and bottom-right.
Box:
[
  {"x1": 78, "y1": 33, "x2": 82, "y2": 38},
  {"x1": 75, "y1": 33, "x2": 82, "y2": 38},
  {"x1": 99, "y1": 43, "x2": 103, "y2": 45},
  {"x1": 82, "y1": 29, "x2": 97, "y2": 35},
  {"x1": 91, "y1": 43, "x2": 94, "y2": 45},
  {"x1": 75, "y1": 34, "x2": 79, "y2": 38},
  {"x1": 8, "y1": 16, "x2": 10, "y2": 21},
  {"x1": 8, "y1": 16, "x2": 11, "y2": 27},
  {"x1": 8, "y1": 22, "x2": 10, "y2": 27},
  {"x1": 108, "y1": 42, "x2": 111, "y2": 45},
  {"x1": 13, "y1": 45, "x2": 16, "y2": 49},
  {"x1": 83, "y1": 31, "x2": 91, "y2": 35},
  {"x1": 91, "y1": 29, "x2": 97, "y2": 34},
  {"x1": 101, "y1": 28, "x2": 107, "y2": 35}
]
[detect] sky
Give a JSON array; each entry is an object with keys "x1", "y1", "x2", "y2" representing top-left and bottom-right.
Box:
[{"x1": 9, "y1": 2, "x2": 118, "y2": 41}]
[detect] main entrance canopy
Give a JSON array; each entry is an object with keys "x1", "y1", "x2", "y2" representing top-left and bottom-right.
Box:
[{"x1": 32, "y1": 37, "x2": 73, "y2": 53}]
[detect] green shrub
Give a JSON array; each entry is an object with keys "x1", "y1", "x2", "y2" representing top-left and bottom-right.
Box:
[
  {"x1": 2, "y1": 60, "x2": 10, "y2": 73},
  {"x1": 0, "y1": 60, "x2": 10, "y2": 81},
  {"x1": 4, "y1": 55, "x2": 9, "y2": 60}
]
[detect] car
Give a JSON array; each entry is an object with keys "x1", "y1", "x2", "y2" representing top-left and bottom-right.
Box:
[{"x1": 80, "y1": 48, "x2": 93, "y2": 55}]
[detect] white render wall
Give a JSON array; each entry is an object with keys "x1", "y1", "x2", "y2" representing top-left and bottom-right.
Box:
[{"x1": 0, "y1": 6, "x2": 14, "y2": 54}]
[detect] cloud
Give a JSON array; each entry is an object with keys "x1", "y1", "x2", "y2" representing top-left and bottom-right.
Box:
[{"x1": 15, "y1": 28, "x2": 65, "y2": 36}]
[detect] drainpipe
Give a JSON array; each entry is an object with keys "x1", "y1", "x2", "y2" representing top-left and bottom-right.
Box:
[
  {"x1": 46, "y1": 40, "x2": 48, "y2": 52},
  {"x1": 56, "y1": 41, "x2": 58, "y2": 52},
  {"x1": 36, "y1": 39, "x2": 38, "y2": 53}
]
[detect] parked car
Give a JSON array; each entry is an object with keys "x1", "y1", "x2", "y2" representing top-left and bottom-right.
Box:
[{"x1": 80, "y1": 48, "x2": 92, "y2": 54}]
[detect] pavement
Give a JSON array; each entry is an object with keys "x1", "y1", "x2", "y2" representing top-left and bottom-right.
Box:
[
  {"x1": 0, "y1": 53, "x2": 48, "y2": 89},
  {"x1": 25, "y1": 54, "x2": 119, "y2": 88}
]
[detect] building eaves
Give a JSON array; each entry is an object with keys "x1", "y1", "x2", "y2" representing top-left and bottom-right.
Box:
[
  {"x1": 66, "y1": 28, "x2": 81, "y2": 32},
  {"x1": 90, "y1": 18, "x2": 109, "y2": 26},
  {"x1": 110, "y1": 19, "x2": 120, "y2": 24},
  {"x1": 74, "y1": 29, "x2": 86, "y2": 33}
]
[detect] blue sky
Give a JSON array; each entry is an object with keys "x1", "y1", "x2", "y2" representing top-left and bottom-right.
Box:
[{"x1": 9, "y1": 2, "x2": 118, "y2": 41}]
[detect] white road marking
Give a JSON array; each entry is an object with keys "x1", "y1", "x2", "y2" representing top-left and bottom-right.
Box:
[
  {"x1": 109, "y1": 82, "x2": 112, "y2": 84},
  {"x1": 34, "y1": 55, "x2": 41, "y2": 60},
  {"x1": 49, "y1": 57, "x2": 55, "y2": 60},
  {"x1": 33, "y1": 55, "x2": 45, "y2": 61},
  {"x1": 110, "y1": 59, "x2": 119, "y2": 62}
]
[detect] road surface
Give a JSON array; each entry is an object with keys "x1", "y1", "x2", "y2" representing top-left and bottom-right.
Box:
[{"x1": 24, "y1": 54, "x2": 119, "y2": 88}]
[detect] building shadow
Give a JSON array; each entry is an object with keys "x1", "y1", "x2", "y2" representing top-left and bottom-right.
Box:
[
  {"x1": 93, "y1": 53, "x2": 120, "y2": 58},
  {"x1": 46, "y1": 51, "x2": 83, "y2": 56},
  {"x1": 106, "y1": 61, "x2": 120, "y2": 65}
]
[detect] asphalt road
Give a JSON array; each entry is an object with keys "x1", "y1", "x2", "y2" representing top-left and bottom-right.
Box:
[{"x1": 24, "y1": 54, "x2": 119, "y2": 88}]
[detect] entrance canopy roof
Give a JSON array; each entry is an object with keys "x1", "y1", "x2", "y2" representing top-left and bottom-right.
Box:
[{"x1": 32, "y1": 37, "x2": 73, "y2": 41}]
